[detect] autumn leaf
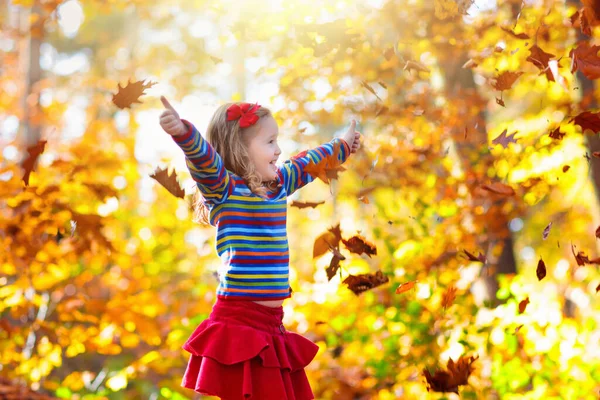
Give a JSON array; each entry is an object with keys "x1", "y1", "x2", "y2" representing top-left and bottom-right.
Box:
[
  {"x1": 326, "y1": 248, "x2": 346, "y2": 281},
  {"x1": 543, "y1": 222, "x2": 552, "y2": 240},
  {"x1": 596, "y1": 225, "x2": 600, "y2": 239},
  {"x1": 491, "y1": 71, "x2": 523, "y2": 91},
  {"x1": 150, "y1": 167, "x2": 185, "y2": 199},
  {"x1": 21, "y1": 139, "x2": 47, "y2": 186},
  {"x1": 571, "y1": 244, "x2": 600, "y2": 266},
  {"x1": 112, "y1": 79, "x2": 157, "y2": 109},
  {"x1": 562, "y1": 165, "x2": 571, "y2": 172},
  {"x1": 423, "y1": 355, "x2": 478, "y2": 394},
  {"x1": 526, "y1": 45, "x2": 555, "y2": 82},
  {"x1": 570, "y1": 111, "x2": 600, "y2": 134},
  {"x1": 361, "y1": 80, "x2": 382, "y2": 101},
  {"x1": 463, "y1": 249, "x2": 487, "y2": 264},
  {"x1": 396, "y1": 281, "x2": 416, "y2": 294},
  {"x1": 304, "y1": 141, "x2": 345, "y2": 184},
  {"x1": 491, "y1": 129, "x2": 518, "y2": 149},
  {"x1": 343, "y1": 270, "x2": 389, "y2": 296},
  {"x1": 549, "y1": 127, "x2": 566, "y2": 140},
  {"x1": 313, "y1": 224, "x2": 343, "y2": 258},
  {"x1": 404, "y1": 60, "x2": 430, "y2": 73},
  {"x1": 290, "y1": 200, "x2": 325, "y2": 209},
  {"x1": 342, "y1": 235, "x2": 377, "y2": 257},
  {"x1": 441, "y1": 286, "x2": 457, "y2": 309},
  {"x1": 496, "y1": 97, "x2": 505, "y2": 107},
  {"x1": 502, "y1": 27, "x2": 530, "y2": 39},
  {"x1": 518, "y1": 297, "x2": 530, "y2": 313},
  {"x1": 596, "y1": 283, "x2": 600, "y2": 293},
  {"x1": 480, "y1": 182, "x2": 516, "y2": 196},
  {"x1": 536, "y1": 258, "x2": 547, "y2": 281},
  {"x1": 570, "y1": 42, "x2": 600, "y2": 79}
]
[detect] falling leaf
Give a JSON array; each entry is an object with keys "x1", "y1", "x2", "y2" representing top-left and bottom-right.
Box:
[
  {"x1": 423, "y1": 355, "x2": 478, "y2": 394},
  {"x1": 562, "y1": 165, "x2": 571, "y2": 173},
  {"x1": 342, "y1": 235, "x2": 377, "y2": 257},
  {"x1": 526, "y1": 45, "x2": 555, "y2": 82},
  {"x1": 21, "y1": 139, "x2": 47, "y2": 186},
  {"x1": 596, "y1": 225, "x2": 600, "y2": 239},
  {"x1": 492, "y1": 129, "x2": 518, "y2": 149},
  {"x1": 571, "y1": 244, "x2": 600, "y2": 266},
  {"x1": 290, "y1": 200, "x2": 325, "y2": 209},
  {"x1": 383, "y1": 46, "x2": 395, "y2": 60},
  {"x1": 396, "y1": 281, "x2": 417, "y2": 294},
  {"x1": 496, "y1": 97, "x2": 505, "y2": 107},
  {"x1": 378, "y1": 81, "x2": 387, "y2": 89},
  {"x1": 549, "y1": 127, "x2": 566, "y2": 140},
  {"x1": 491, "y1": 71, "x2": 523, "y2": 91},
  {"x1": 304, "y1": 142, "x2": 346, "y2": 184},
  {"x1": 536, "y1": 258, "x2": 547, "y2": 281},
  {"x1": 343, "y1": 270, "x2": 389, "y2": 295},
  {"x1": 208, "y1": 55, "x2": 223, "y2": 64},
  {"x1": 376, "y1": 105, "x2": 388, "y2": 117},
  {"x1": 501, "y1": 27, "x2": 530, "y2": 39},
  {"x1": 570, "y1": 42, "x2": 600, "y2": 80},
  {"x1": 441, "y1": 286, "x2": 457, "y2": 309},
  {"x1": 404, "y1": 60, "x2": 430, "y2": 73},
  {"x1": 313, "y1": 224, "x2": 343, "y2": 259},
  {"x1": 480, "y1": 182, "x2": 516, "y2": 196},
  {"x1": 570, "y1": 111, "x2": 600, "y2": 134},
  {"x1": 462, "y1": 59, "x2": 478, "y2": 69},
  {"x1": 518, "y1": 297, "x2": 530, "y2": 313},
  {"x1": 361, "y1": 80, "x2": 382, "y2": 101},
  {"x1": 514, "y1": 324, "x2": 524, "y2": 334},
  {"x1": 596, "y1": 283, "x2": 600, "y2": 293},
  {"x1": 543, "y1": 222, "x2": 552, "y2": 240},
  {"x1": 463, "y1": 249, "x2": 487, "y2": 264},
  {"x1": 112, "y1": 79, "x2": 157, "y2": 109},
  {"x1": 326, "y1": 247, "x2": 346, "y2": 281},
  {"x1": 150, "y1": 167, "x2": 185, "y2": 199}
]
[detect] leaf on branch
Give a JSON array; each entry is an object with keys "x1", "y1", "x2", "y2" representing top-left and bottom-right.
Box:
[
  {"x1": 343, "y1": 270, "x2": 389, "y2": 296},
  {"x1": 536, "y1": 258, "x2": 547, "y2": 281},
  {"x1": 112, "y1": 79, "x2": 157, "y2": 109},
  {"x1": 290, "y1": 200, "x2": 325, "y2": 209},
  {"x1": 150, "y1": 167, "x2": 185, "y2": 199},
  {"x1": 342, "y1": 235, "x2": 377, "y2": 257},
  {"x1": 490, "y1": 71, "x2": 523, "y2": 91},
  {"x1": 423, "y1": 355, "x2": 478, "y2": 394},
  {"x1": 396, "y1": 281, "x2": 416, "y2": 294},
  {"x1": 491, "y1": 129, "x2": 518, "y2": 149},
  {"x1": 21, "y1": 139, "x2": 47, "y2": 186},
  {"x1": 570, "y1": 111, "x2": 600, "y2": 134}
]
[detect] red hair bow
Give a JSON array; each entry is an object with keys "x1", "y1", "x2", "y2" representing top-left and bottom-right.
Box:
[{"x1": 226, "y1": 103, "x2": 261, "y2": 128}]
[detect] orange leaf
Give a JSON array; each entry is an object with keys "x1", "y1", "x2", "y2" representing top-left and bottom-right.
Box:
[
  {"x1": 480, "y1": 182, "x2": 515, "y2": 196},
  {"x1": 112, "y1": 79, "x2": 157, "y2": 109},
  {"x1": 342, "y1": 270, "x2": 389, "y2": 296},
  {"x1": 150, "y1": 167, "x2": 185, "y2": 199},
  {"x1": 441, "y1": 286, "x2": 457, "y2": 309},
  {"x1": 526, "y1": 45, "x2": 555, "y2": 82},
  {"x1": 562, "y1": 165, "x2": 571, "y2": 173},
  {"x1": 423, "y1": 355, "x2": 478, "y2": 394},
  {"x1": 518, "y1": 297, "x2": 530, "y2": 313},
  {"x1": 491, "y1": 71, "x2": 523, "y2": 91},
  {"x1": 304, "y1": 142, "x2": 345, "y2": 184},
  {"x1": 395, "y1": 281, "x2": 416, "y2": 294},
  {"x1": 21, "y1": 140, "x2": 47, "y2": 186},
  {"x1": 313, "y1": 231, "x2": 336, "y2": 259}
]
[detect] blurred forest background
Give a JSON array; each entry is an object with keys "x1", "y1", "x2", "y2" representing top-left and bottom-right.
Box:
[{"x1": 1, "y1": 0, "x2": 600, "y2": 399}]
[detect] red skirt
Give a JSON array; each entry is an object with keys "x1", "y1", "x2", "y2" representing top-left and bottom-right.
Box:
[{"x1": 181, "y1": 299, "x2": 319, "y2": 400}]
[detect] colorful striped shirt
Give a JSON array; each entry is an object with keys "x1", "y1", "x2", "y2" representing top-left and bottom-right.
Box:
[{"x1": 173, "y1": 119, "x2": 351, "y2": 301}]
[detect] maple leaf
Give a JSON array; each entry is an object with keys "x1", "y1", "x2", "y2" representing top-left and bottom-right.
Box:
[
  {"x1": 396, "y1": 281, "x2": 416, "y2": 294},
  {"x1": 492, "y1": 129, "x2": 518, "y2": 149},
  {"x1": 423, "y1": 355, "x2": 478, "y2": 394},
  {"x1": 543, "y1": 222, "x2": 552, "y2": 240},
  {"x1": 518, "y1": 297, "x2": 530, "y2": 313},
  {"x1": 579, "y1": 0, "x2": 600, "y2": 35},
  {"x1": 549, "y1": 127, "x2": 566, "y2": 140},
  {"x1": 304, "y1": 142, "x2": 345, "y2": 184},
  {"x1": 570, "y1": 42, "x2": 600, "y2": 79},
  {"x1": 290, "y1": 200, "x2": 325, "y2": 209},
  {"x1": 441, "y1": 286, "x2": 457, "y2": 309},
  {"x1": 536, "y1": 258, "x2": 547, "y2": 281},
  {"x1": 21, "y1": 139, "x2": 47, "y2": 186},
  {"x1": 501, "y1": 27, "x2": 530, "y2": 39},
  {"x1": 570, "y1": 111, "x2": 600, "y2": 134},
  {"x1": 342, "y1": 235, "x2": 377, "y2": 257},
  {"x1": 491, "y1": 71, "x2": 523, "y2": 91},
  {"x1": 526, "y1": 45, "x2": 555, "y2": 82},
  {"x1": 343, "y1": 270, "x2": 389, "y2": 296},
  {"x1": 112, "y1": 79, "x2": 157, "y2": 109},
  {"x1": 150, "y1": 167, "x2": 185, "y2": 199},
  {"x1": 481, "y1": 182, "x2": 516, "y2": 196},
  {"x1": 463, "y1": 249, "x2": 487, "y2": 264}
]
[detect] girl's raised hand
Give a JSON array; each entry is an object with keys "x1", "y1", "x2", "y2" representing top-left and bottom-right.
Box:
[
  {"x1": 342, "y1": 119, "x2": 361, "y2": 154},
  {"x1": 159, "y1": 96, "x2": 187, "y2": 136}
]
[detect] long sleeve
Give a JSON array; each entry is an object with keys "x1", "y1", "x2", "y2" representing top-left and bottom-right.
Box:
[
  {"x1": 172, "y1": 119, "x2": 234, "y2": 204},
  {"x1": 277, "y1": 137, "x2": 351, "y2": 196}
]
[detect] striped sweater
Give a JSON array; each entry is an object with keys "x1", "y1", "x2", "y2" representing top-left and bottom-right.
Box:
[{"x1": 173, "y1": 120, "x2": 351, "y2": 301}]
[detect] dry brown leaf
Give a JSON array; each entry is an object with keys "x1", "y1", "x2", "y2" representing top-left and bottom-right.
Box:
[
  {"x1": 480, "y1": 182, "x2": 516, "y2": 196},
  {"x1": 518, "y1": 297, "x2": 530, "y2": 313},
  {"x1": 343, "y1": 270, "x2": 389, "y2": 296},
  {"x1": 423, "y1": 355, "x2": 478, "y2": 394},
  {"x1": 396, "y1": 281, "x2": 416, "y2": 294},
  {"x1": 342, "y1": 235, "x2": 377, "y2": 257},
  {"x1": 21, "y1": 139, "x2": 47, "y2": 186},
  {"x1": 150, "y1": 167, "x2": 185, "y2": 199},
  {"x1": 491, "y1": 71, "x2": 523, "y2": 91},
  {"x1": 290, "y1": 200, "x2": 325, "y2": 209},
  {"x1": 112, "y1": 79, "x2": 157, "y2": 109},
  {"x1": 536, "y1": 258, "x2": 547, "y2": 281}
]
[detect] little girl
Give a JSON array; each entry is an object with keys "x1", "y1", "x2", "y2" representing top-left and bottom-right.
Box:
[{"x1": 159, "y1": 96, "x2": 360, "y2": 400}]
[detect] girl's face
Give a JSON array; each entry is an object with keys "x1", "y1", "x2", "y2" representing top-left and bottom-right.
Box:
[{"x1": 245, "y1": 116, "x2": 281, "y2": 182}]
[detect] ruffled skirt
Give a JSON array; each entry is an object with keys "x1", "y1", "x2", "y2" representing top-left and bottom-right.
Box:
[{"x1": 181, "y1": 299, "x2": 319, "y2": 400}]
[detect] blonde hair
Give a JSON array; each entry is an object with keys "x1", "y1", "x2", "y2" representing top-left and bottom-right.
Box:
[{"x1": 193, "y1": 102, "x2": 276, "y2": 225}]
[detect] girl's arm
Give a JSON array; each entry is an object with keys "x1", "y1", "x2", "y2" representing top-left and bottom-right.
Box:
[{"x1": 160, "y1": 96, "x2": 234, "y2": 204}]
